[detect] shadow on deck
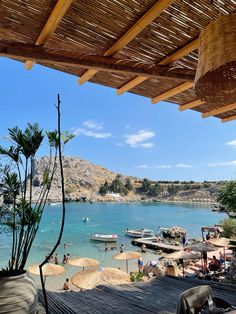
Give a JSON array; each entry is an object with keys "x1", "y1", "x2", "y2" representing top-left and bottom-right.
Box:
[{"x1": 38, "y1": 276, "x2": 236, "y2": 314}]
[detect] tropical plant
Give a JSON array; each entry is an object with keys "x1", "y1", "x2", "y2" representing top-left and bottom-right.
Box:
[
  {"x1": 219, "y1": 217, "x2": 236, "y2": 238},
  {"x1": 130, "y1": 271, "x2": 144, "y2": 282},
  {"x1": 218, "y1": 181, "x2": 236, "y2": 213},
  {"x1": 0, "y1": 120, "x2": 73, "y2": 276}
]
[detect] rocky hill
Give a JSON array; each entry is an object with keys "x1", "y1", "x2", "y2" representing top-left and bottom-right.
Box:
[
  {"x1": 31, "y1": 156, "x2": 139, "y2": 202},
  {"x1": 31, "y1": 156, "x2": 223, "y2": 204}
]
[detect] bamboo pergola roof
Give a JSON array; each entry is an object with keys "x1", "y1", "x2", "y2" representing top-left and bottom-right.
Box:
[{"x1": 0, "y1": 0, "x2": 235, "y2": 122}]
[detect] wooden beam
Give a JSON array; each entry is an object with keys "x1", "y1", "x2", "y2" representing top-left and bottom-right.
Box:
[
  {"x1": 117, "y1": 38, "x2": 199, "y2": 95},
  {"x1": 0, "y1": 42, "x2": 195, "y2": 81},
  {"x1": 117, "y1": 76, "x2": 147, "y2": 95},
  {"x1": 151, "y1": 82, "x2": 194, "y2": 104},
  {"x1": 221, "y1": 114, "x2": 236, "y2": 123},
  {"x1": 78, "y1": 0, "x2": 175, "y2": 85},
  {"x1": 25, "y1": 0, "x2": 73, "y2": 70},
  {"x1": 202, "y1": 103, "x2": 236, "y2": 118},
  {"x1": 179, "y1": 99, "x2": 205, "y2": 111},
  {"x1": 159, "y1": 38, "x2": 199, "y2": 65}
]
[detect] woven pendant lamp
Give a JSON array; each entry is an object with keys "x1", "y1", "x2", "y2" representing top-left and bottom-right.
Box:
[{"x1": 194, "y1": 14, "x2": 236, "y2": 105}]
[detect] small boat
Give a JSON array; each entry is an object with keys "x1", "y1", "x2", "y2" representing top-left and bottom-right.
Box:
[
  {"x1": 139, "y1": 228, "x2": 154, "y2": 237},
  {"x1": 82, "y1": 217, "x2": 89, "y2": 222},
  {"x1": 90, "y1": 234, "x2": 118, "y2": 242},
  {"x1": 125, "y1": 228, "x2": 154, "y2": 238},
  {"x1": 49, "y1": 202, "x2": 61, "y2": 206},
  {"x1": 125, "y1": 230, "x2": 144, "y2": 238}
]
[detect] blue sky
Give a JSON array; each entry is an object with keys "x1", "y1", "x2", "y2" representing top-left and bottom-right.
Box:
[{"x1": 1, "y1": 58, "x2": 236, "y2": 181}]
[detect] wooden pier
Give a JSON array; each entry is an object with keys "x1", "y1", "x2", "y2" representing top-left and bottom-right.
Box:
[{"x1": 131, "y1": 237, "x2": 183, "y2": 253}]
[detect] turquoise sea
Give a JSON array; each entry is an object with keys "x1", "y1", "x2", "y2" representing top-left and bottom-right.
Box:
[{"x1": 0, "y1": 202, "x2": 227, "y2": 289}]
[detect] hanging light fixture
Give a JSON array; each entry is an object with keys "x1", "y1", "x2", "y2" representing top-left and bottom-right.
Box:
[{"x1": 194, "y1": 14, "x2": 236, "y2": 105}]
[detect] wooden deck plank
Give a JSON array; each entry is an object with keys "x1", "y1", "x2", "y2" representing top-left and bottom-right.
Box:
[{"x1": 38, "y1": 276, "x2": 236, "y2": 314}]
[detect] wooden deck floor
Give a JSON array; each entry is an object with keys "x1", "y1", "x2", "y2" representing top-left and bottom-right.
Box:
[{"x1": 38, "y1": 276, "x2": 236, "y2": 314}]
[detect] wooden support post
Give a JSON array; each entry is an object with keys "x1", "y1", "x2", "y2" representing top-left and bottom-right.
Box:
[{"x1": 151, "y1": 82, "x2": 194, "y2": 104}]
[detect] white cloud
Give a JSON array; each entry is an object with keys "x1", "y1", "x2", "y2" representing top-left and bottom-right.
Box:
[
  {"x1": 125, "y1": 130, "x2": 155, "y2": 148},
  {"x1": 83, "y1": 120, "x2": 103, "y2": 130},
  {"x1": 135, "y1": 164, "x2": 149, "y2": 169},
  {"x1": 175, "y1": 163, "x2": 194, "y2": 168},
  {"x1": 74, "y1": 128, "x2": 111, "y2": 139},
  {"x1": 226, "y1": 140, "x2": 236, "y2": 149},
  {"x1": 136, "y1": 164, "x2": 172, "y2": 169},
  {"x1": 74, "y1": 120, "x2": 111, "y2": 139},
  {"x1": 140, "y1": 142, "x2": 155, "y2": 148},
  {"x1": 208, "y1": 160, "x2": 236, "y2": 167}
]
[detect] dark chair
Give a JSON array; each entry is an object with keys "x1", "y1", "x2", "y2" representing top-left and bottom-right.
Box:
[{"x1": 176, "y1": 285, "x2": 214, "y2": 314}]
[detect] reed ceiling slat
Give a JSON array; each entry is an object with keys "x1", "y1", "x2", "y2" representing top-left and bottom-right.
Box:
[{"x1": 0, "y1": 0, "x2": 235, "y2": 120}]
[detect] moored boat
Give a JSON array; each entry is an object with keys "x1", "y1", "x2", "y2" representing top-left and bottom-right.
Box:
[
  {"x1": 139, "y1": 228, "x2": 154, "y2": 237},
  {"x1": 90, "y1": 234, "x2": 118, "y2": 242},
  {"x1": 49, "y1": 202, "x2": 61, "y2": 206},
  {"x1": 125, "y1": 228, "x2": 154, "y2": 238}
]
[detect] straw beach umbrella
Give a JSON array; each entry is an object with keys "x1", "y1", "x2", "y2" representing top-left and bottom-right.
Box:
[
  {"x1": 186, "y1": 242, "x2": 217, "y2": 253},
  {"x1": 166, "y1": 250, "x2": 201, "y2": 260},
  {"x1": 208, "y1": 237, "x2": 233, "y2": 248},
  {"x1": 68, "y1": 257, "x2": 99, "y2": 270},
  {"x1": 165, "y1": 250, "x2": 201, "y2": 276},
  {"x1": 112, "y1": 251, "x2": 141, "y2": 272},
  {"x1": 186, "y1": 242, "x2": 217, "y2": 272},
  {"x1": 208, "y1": 237, "x2": 236, "y2": 269},
  {"x1": 71, "y1": 267, "x2": 130, "y2": 290},
  {"x1": 28, "y1": 263, "x2": 65, "y2": 284}
]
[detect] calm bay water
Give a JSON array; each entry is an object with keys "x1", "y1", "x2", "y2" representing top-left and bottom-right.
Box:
[{"x1": 0, "y1": 202, "x2": 227, "y2": 289}]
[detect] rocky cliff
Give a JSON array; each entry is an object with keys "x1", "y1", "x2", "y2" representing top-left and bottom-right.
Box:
[
  {"x1": 31, "y1": 156, "x2": 223, "y2": 204},
  {"x1": 31, "y1": 156, "x2": 139, "y2": 202}
]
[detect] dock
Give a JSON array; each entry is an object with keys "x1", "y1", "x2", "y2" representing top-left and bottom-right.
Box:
[
  {"x1": 131, "y1": 237, "x2": 183, "y2": 253},
  {"x1": 38, "y1": 276, "x2": 236, "y2": 313}
]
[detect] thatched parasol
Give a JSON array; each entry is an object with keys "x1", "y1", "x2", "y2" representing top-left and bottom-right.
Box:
[
  {"x1": 208, "y1": 237, "x2": 236, "y2": 269},
  {"x1": 208, "y1": 237, "x2": 234, "y2": 248},
  {"x1": 165, "y1": 250, "x2": 201, "y2": 277},
  {"x1": 28, "y1": 263, "x2": 65, "y2": 276},
  {"x1": 112, "y1": 251, "x2": 141, "y2": 272},
  {"x1": 68, "y1": 257, "x2": 100, "y2": 270},
  {"x1": 186, "y1": 242, "x2": 217, "y2": 253},
  {"x1": 186, "y1": 242, "x2": 218, "y2": 273},
  {"x1": 165, "y1": 250, "x2": 201, "y2": 260},
  {"x1": 71, "y1": 267, "x2": 130, "y2": 290},
  {"x1": 28, "y1": 263, "x2": 65, "y2": 285}
]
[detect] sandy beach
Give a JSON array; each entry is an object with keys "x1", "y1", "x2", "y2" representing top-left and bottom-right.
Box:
[{"x1": 30, "y1": 249, "x2": 160, "y2": 292}]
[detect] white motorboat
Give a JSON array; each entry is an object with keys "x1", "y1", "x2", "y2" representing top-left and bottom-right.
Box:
[
  {"x1": 125, "y1": 229, "x2": 144, "y2": 238},
  {"x1": 82, "y1": 217, "x2": 89, "y2": 222},
  {"x1": 125, "y1": 228, "x2": 154, "y2": 238},
  {"x1": 49, "y1": 202, "x2": 61, "y2": 206},
  {"x1": 90, "y1": 234, "x2": 118, "y2": 242},
  {"x1": 139, "y1": 228, "x2": 154, "y2": 237}
]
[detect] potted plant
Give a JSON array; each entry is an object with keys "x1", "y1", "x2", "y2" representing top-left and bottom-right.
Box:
[{"x1": 0, "y1": 115, "x2": 68, "y2": 313}]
